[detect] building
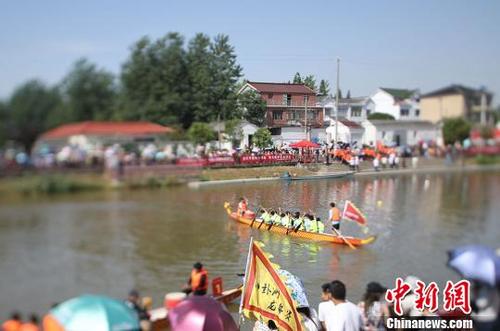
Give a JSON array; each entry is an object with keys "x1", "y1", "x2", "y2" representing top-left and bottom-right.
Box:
[
  {"x1": 362, "y1": 120, "x2": 442, "y2": 147},
  {"x1": 367, "y1": 88, "x2": 420, "y2": 120},
  {"x1": 34, "y1": 121, "x2": 174, "y2": 153},
  {"x1": 326, "y1": 120, "x2": 364, "y2": 145},
  {"x1": 238, "y1": 81, "x2": 324, "y2": 143},
  {"x1": 318, "y1": 96, "x2": 369, "y2": 123},
  {"x1": 420, "y1": 84, "x2": 494, "y2": 124}
]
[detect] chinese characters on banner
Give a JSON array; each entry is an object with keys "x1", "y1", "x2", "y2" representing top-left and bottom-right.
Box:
[
  {"x1": 386, "y1": 277, "x2": 471, "y2": 316},
  {"x1": 240, "y1": 240, "x2": 302, "y2": 331}
]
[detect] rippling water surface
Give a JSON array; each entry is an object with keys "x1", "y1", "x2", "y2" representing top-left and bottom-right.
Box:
[{"x1": 0, "y1": 171, "x2": 499, "y2": 324}]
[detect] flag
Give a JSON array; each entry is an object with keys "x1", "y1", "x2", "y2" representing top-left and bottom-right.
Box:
[
  {"x1": 342, "y1": 200, "x2": 367, "y2": 225},
  {"x1": 240, "y1": 239, "x2": 303, "y2": 331}
]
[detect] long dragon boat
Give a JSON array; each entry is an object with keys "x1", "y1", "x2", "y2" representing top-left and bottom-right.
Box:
[{"x1": 224, "y1": 202, "x2": 376, "y2": 247}]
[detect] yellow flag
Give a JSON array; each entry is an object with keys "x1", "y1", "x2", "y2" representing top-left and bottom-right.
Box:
[{"x1": 240, "y1": 240, "x2": 302, "y2": 331}]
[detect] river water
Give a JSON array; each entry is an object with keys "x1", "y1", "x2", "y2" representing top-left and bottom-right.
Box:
[{"x1": 0, "y1": 171, "x2": 499, "y2": 324}]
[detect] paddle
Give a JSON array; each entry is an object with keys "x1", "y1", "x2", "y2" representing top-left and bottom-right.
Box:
[{"x1": 332, "y1": 226, "x2": 357, "y2": 250}]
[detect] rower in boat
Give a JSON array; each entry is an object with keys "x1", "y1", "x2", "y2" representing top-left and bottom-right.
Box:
[
  {"x1": 183, "y1": 262, "x2": 209, "y2": 296},
  {"x1": 303, "y1": 214, "x2": 314, "y2": 232},
  {"x1": 281, "y1": 211, "x2": 292, "y2": 228},
  {"x1": 259, "y1": 208, "x2": 270, "y2": 224},
  {"x1": 329, "y1": 202, "x2": 342, "y2": 232},
  {"x1": 237, "y1": 197, "x2": 248, "y2": 217},
  {"x1": 317, "y1": 218, "x2": 325, "y2": 233},
  {"x1": 293, "y1": 211, "x2": 305, "y2": 230}
]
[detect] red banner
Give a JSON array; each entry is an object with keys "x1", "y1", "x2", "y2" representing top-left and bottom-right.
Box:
[{"x1": 342, "y1": 200, "x2": 367, "y2": 225}]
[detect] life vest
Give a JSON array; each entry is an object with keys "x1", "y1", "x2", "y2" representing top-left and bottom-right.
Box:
[
  {"x1": 318, "y1": 221, "x2": 325, "y2": 233},
  {"x1": 271, "y1": 214, "x2": 280, "y2": 225},
  {"x1": 262, "y1": 212, "x2": 271, "y2": 224},
  {"x1": 191, "y1": 268, "x2": 208, "y2": 292},
  {"x1": 330, "y1": 207, "x2": 341, "y2": 222},
  {"x1": 310, "y1": 218, "x2": 318, "y2": 232},
  {"x1": 303, "y1": 218, "x2": 313, "y2": 232},
  {"x1": 20, "y1": 323, "x2": 39, "y2": 331},
  {"x1": 2, "y1": 320, "x2": 22, "y2": 331}
]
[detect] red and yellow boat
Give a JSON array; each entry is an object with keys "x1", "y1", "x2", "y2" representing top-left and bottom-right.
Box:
[{"x1": 224, "y1": 202, "x2": 376, "y2": 247}]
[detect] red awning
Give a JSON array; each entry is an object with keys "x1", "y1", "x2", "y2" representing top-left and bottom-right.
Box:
[{"x1": 289, "y1": 140, "x2": 320, "y2": 148}]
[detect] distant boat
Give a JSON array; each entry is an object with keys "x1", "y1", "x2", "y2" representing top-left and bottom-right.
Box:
[{"x1": 281, "y1": 171, "x2": 354, "y2": 181}]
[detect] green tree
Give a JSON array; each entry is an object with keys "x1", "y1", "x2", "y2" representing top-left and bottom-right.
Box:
[
  {"x1": 303, "y1": 75, "x2": 316, "y2": 92},
  {"x1": 335, "y1": 88, "x2": 343, "y2": 99},
  {"x1": 0, "y1": 101, "x2": 7, "y2": 147},
  {"x1": 60, "y1": 58, "x2": 117, "y2": 122},
  {"x1": 346, "y1": 90, "x2": 351, "y2": 99},
  {"x1": 319, "y1": 80, "x2": 330, "y2": 95},
  {"x1": 293, "y1": 72, "x2": 302, "y2": 84},
  {"x1": 209, "y1": 34, "x2": 243, "y2": 121},
  {"x1": 238, "y1": 90, "x2": 267, "y2": 127},
  {"x1": 186, "y1": 33, "x2": 214, "y2": 123},
  {"x1": 119, "y1": 33, "x2": 189, "y2": 127},
  {"x1": 187, "y1": 122, "x2": 216, "y2": 145},
  {"x1": 442, "y1": 118, "x2": 471, "y2": 144},
  {"x1": 253, "y1": 128, "x2": 273, "y2": 149},
  {"x1": 368, "y1": 112, "x2": 395, "y2": 120},
  {"x1": 6, "y1": 80, "x2": 62, "y2": 152}
]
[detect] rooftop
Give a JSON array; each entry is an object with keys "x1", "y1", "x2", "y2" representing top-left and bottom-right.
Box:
[
  {"x1": 380, "y1": 88, "x2": 417, "y2": 100},
  {"x1": 41, "y1": 121, "x2": 174, "y2": 139},
  {"x1": 245, "y1": 81, "x2": 316, "y2": 95},
  {"x1": 421, "y1": 84, "x2": 493, "y2": 99}
]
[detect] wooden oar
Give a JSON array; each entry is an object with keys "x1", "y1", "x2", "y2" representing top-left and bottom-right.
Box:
[{"x1": 332, "y1": 227, "x2": 357, "y2": 250}]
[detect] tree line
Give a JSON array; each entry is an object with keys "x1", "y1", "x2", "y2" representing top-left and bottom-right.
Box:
[{"x1": 0, "y1": 32, "x2": 268, "y2": 152}]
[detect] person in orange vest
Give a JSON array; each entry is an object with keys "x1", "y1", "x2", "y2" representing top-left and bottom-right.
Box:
[
  {"x1": 2, "y1": 312, "x2": 22, "y2": 331},
  {"x1": 184, "y1": 262, "x2": 209, "y2": 296},
  {"x1": 19, "y1": 315, "x2": 39, "y2": 331},
  {"x1": 237, "y1": 197, "x2": 248, "y2": 217},
  {"x1": 329, "y1": 202, "x2": 342, "y2": 232}
]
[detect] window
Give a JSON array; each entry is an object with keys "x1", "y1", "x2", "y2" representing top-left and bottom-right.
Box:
[
  {"x1": 270, "y1": 127, "x2": 281, "y2": 135},
  {"x1": 268, "y1": 93, "x2": 273, "y2": 99},
  {"x1": 273, "y1": 111, "x2": 283, "y2": 120},
  {"x1": 351, "y1": 106, "x2": 362, "y2": 117},
  {"x1": 400, "y1": 108, "x2": 410, "y2": 116},
  {"x1": 415, "y1": 109, "x2": 420, "y2": 117},
  {"x1": 283, "y1": 94, "x2": 292, "y2": 106},
  {"x1": 290, "y1": 110, "x2": 300, "y2": 120}
]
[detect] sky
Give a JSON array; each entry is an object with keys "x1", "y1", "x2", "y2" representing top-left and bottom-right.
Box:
[{"x1": 1, "y1": 0, "x2": 500, "y2": 104}]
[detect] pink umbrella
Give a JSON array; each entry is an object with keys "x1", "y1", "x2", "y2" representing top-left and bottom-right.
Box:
[
  {"x1": 289, "y1": 140, "x2": 320, "y2": 148},
  {"x1": 168, "y1": 296, "x2": 238, "y2": 331}
]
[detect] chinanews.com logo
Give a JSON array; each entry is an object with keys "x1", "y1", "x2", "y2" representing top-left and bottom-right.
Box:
[{"x1": 384, "y1": 278, "x2": 474, "y2": 330}]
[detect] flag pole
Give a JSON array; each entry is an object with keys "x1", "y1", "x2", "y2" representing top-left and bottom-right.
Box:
[
  {"x1": 341, "y1": 200, "x2": 349, "y2": 220},
  {"x1": 238, "y1": 236, "x2": 254, "y2": 329}
]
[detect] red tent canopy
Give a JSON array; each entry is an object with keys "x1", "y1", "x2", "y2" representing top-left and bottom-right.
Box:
[{"x1": 290, "y1": 140, "x2": 320, "y2": 148}]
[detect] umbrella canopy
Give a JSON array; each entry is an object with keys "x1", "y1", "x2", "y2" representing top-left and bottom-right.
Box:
[
  {"x1": 168, "y1": 296, "x2": 238, "y2": 331},
  {"x1": 448, "y1": 245, "x2": 500, "y2": 287},
  {"x1": 49, "y1": 295, "x2": 140, "y2": 331},
  {"x1": 277, "y1": 269, "x2": 309, "y2": 308},
  {"x1": 289, "y1": 140, "x2": 320, "y2": 149}
]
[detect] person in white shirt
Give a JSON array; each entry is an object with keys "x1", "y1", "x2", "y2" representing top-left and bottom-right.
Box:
[{"x1": 318, "y1": 280, "x2": 363, "y2": 331}]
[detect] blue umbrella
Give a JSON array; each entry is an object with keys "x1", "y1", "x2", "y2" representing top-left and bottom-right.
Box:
[
  {"x1": 448, "y1": 245, "x2": 500, "y2": 287},
  {"x1": 50, "y1": 294, "x2": 140, "y2": 331}
]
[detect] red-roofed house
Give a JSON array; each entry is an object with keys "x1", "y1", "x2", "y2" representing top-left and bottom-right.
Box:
[
  {"x1": 34, "y1": 121, "x2": 174, "y2": 153},
  {"x1": 239, "y1": 81, "x2": 325, "y2": 143}
]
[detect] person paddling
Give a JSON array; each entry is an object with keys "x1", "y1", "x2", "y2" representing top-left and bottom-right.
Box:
[
  {"x1": 316, "y1": 217, "x2": 325, "y2": 233},
  {"x1": 183, "y1": 262, "x2": 209, "y2": 296},
  {"x1": 237, "y1": 197, "x2": 248, "y2": 217},
  {"x1": 329, "y1": 202, "x2": 342, "y2": 232}
]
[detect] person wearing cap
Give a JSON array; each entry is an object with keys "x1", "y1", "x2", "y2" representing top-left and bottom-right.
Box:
[
  {"x1": 185, "y1": 262, "x2": 209, "y2": 296},
  {"x1": 357, "y1": 282, "x2": 389, "y2": 331}
]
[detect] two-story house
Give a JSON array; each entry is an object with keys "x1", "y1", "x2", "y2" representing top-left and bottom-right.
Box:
[
  {"x1": 238, "y1": 81, "x2": 324, "y2": 143},
  {"x1": 368, "y1": 88, "x2": 420, "y2": 120},
  {"x1": 420, "y1": 84, "x2": 494, "y2": 124},
  {"x1": 317, "y1": 96, "x2": 369, "y2": 123}
]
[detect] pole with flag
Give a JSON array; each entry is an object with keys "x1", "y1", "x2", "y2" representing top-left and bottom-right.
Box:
[{"x1": 239, "y1": 238, "x2": 303, "y2": 331}]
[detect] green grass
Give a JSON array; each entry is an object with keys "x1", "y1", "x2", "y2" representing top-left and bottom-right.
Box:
[{"x1": 475, "y1": 155, "x2": 500, "y2": 165}]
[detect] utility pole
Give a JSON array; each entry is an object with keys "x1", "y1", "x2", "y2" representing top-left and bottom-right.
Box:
[
  {"x1": 335, "y1": 57, "x2": 340, "y2": 148},
  {"x1": 480, "y1": 91, "x2": 487, "y2": 125},
  {"x1": 304, "y1": 95, "x2": 308, "y2": 140}
]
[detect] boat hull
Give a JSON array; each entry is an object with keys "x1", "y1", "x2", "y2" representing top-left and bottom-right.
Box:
[
  {"x1": 283, "y1": 171, "x2": 354, "y2": 181},
  {"x1": 224, "y1": 202, "x2": 376, "y2": 247}
]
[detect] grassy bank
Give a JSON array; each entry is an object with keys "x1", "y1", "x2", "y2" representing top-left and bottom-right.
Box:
[{"x1": 200, "y1": 165, "x2": 316, "y2": 181}]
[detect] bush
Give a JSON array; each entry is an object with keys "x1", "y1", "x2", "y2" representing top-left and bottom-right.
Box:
[
  {"x1": 475, "y1": 155, "x2": 500, "y2": 165},
  {"x1": 253, "y1": 128, "x2": 273, "y2": 149}
]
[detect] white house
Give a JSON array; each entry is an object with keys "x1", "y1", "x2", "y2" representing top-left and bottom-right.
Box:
[
  {"x1": 325, "y1": 120, "x2": 364, "y2": 146},
  {"x1": 362, "y1": 120, "x2": 442, "y2": 147},
  {"x1": 317, "y1": 96, "x2": 369, "y2": 123},
  {"x1": 368, "y1": 88, "x2": 420, "y2": 120}
]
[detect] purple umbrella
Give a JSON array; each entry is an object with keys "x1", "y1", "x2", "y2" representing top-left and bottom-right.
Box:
[{"x1": 168, "y1": 296, "x2": 238, "y2": 331}]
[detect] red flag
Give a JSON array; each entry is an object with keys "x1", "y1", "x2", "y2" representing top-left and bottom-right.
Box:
[{"x1": 342, "y1": 200, "x2": 367, "y2": 225}]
